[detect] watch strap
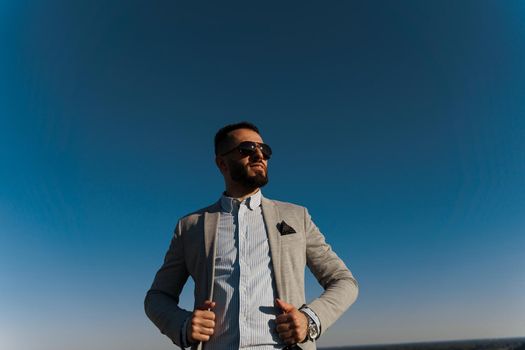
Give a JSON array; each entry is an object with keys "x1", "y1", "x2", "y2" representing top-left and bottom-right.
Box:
[{"x1": 299, "y1": 305, "x2": 321, "y2": 340}]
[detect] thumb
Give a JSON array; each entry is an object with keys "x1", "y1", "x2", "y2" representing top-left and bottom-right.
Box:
[
  {"x1": 198, "y1": 300, "x2": 216, "y2": 310},
  {"x1": 275, "y1": 298, "x2": 295, "y2": 313}
]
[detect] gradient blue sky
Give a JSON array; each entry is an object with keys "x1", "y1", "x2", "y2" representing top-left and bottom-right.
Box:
[{"x1": 1, "y1": 1, "x2": 524, "y2": 349}]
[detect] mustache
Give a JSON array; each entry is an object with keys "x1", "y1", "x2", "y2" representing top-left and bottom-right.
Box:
[{"x1": 249, "y1": 162, "x2": 266, "y2": 168}]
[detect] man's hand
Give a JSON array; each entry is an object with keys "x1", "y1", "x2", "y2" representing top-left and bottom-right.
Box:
[
  {"x1": 275, "y1": 298, "x2": 308, "y2": 345},
  {"x1": 187, "y1": 300, "x2": 216, "y2": 344}
]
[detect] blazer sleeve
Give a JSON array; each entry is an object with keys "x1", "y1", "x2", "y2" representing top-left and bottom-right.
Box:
[
  {"x1": 303, "y1": 207, "x2": 359, "y2": 334},
  {"x1": 144, "y1": 219, "x2": 192, "y2": 348}
]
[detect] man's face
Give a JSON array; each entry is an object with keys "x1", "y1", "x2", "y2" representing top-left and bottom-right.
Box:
[{"x1": 219, "y1": 128, "x2": 269, "y2": 189}]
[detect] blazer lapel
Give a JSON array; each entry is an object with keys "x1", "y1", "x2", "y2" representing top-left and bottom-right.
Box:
[
  {"x1": 261, "y1": 197, "x2": 283, "y2": 299},
  {"x1": 204, "y1": 202, "x2": 221, "y2": 301}
]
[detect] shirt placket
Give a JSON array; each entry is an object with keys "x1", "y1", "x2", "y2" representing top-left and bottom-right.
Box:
[{"x1": 238, "y1": 202, "x2": 250, "y2": 347}]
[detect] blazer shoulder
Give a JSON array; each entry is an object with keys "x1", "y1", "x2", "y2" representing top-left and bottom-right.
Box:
[{"x1": 177, "y1": 201, "x2": 220, "y2": 230}]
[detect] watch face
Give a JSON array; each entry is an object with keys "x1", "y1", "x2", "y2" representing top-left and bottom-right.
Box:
[{"x1": 308, "y1": 324, "x2": 319, "y2": 340}]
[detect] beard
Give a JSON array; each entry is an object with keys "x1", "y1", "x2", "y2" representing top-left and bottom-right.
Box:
[{"x1": 228, "y1": 159, "x2": 269, "y2": 189}]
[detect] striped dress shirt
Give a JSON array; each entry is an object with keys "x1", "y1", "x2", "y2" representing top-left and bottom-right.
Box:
[{"x1": 205, "y1": 189, "x2": 283, "y2": 350}]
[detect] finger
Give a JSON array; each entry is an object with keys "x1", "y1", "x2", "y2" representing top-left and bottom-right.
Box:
[
  {"x1": 191, "y1": 332, "x2": 211, "y2": 342},
  {"x1": 281, "y1": 335, "x2": 297, "y2": 345},
  {"x1": 278, "y1": 325, "x2": 304, "y2": 343},
  {"x1": 275, "y1": 314, "x2": 291, "y2": 324},
  {"x1": 195, "y1": 318, "x2": 215, "y2": 328},
  {"x1": 191, "y1": 317, "x2": 215, "y2": 333},
  {"x1": 197, "y1": 300, "x2": 216, "y2": 310},
  {"x1": 190, "y1": 326, "x2": 215, "y2": 342},
  {"x1": 275, "y1": 298, "x2": 295, "y2": 313},
  {"x1": 285, "y1": 337, "x2": 296, "y2": 345},
  {"x1": 276, "y1": 323, "x2": 291, "y2": 332},
  {"x1": 195, "y1": 310, "x2": 216, "y2": 320},
  {"x1": 292, "y1": 326, "x2": 305, "y2": 342},
  {"x1": 296, "y1": 331, "x2": 307, "y2": 343},
  {"x1": 202, "y1": 310, "x2": 216, "y2": 320},
  {"x1": 195, "y1": 326, "x2": 214, "y2": 336},
  {"x1": 279, "y1": 328, "x2": 295, "y2": 338},
  {"x1": 286, "y1": 312, "x2": 300, "y2": 325}
]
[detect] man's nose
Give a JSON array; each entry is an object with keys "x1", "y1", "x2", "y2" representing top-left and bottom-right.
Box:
[{"x1": 251, "y1": 146, "x2": 264, "y2": 161}]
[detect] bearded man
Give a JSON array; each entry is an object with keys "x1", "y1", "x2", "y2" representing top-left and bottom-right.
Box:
[{"x1": 145, "y1": 122, "x2": 358, "y2": 350}]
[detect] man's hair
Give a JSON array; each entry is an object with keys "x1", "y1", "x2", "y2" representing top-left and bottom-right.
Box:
[{"x1": 214, "y1": 121, "x2": 260, "y2": 155}]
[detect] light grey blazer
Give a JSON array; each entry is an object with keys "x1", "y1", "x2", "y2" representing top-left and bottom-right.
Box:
[{"x1": 144, "y1": 197, "x2": 358, "y2": 350}]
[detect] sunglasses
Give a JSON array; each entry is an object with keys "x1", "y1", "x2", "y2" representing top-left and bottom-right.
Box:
[{"x1": 220, "y1": 141, "x2": 272, "y2": 160}]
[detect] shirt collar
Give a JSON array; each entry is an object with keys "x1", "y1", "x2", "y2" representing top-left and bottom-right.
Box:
[{"x1": 220, "y1": 189, "x2": 262, "y2": 213}]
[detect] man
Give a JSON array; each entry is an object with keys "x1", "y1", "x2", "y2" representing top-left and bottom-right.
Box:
[{"x1": 145, "y1": 122, "x2": 358, "y2": 350}]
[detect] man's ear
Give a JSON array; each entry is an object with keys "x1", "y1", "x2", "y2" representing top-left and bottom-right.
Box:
[{"x1": 215, "y1": 156, "x2": 227, "y2": 174}]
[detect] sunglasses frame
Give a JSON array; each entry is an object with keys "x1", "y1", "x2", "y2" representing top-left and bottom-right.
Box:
[{"x1": 220, "y1": 141, "x2": 272, "y2": 160}]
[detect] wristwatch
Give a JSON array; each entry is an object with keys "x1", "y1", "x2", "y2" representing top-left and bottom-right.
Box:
[
  {"x1": 306, "y1": 314, "x2": 319, "y2": 341},
  {"x1": 299, "y1": 309, "x2": 319, "y2": 342}
]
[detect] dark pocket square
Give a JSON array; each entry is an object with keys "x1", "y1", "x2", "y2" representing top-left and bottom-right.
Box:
[{"x1": 277, "y1": 220, "x2": 296, "y2": 235}]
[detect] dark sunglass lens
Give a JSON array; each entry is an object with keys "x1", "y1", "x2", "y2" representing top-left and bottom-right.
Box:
[
  {"x1": 260, "y1": 144, "x2": 272, "y2": 159},
  {"x1": 238, "y1": 142, "x2": 257, "y2": 156},
  {"x1": 236, "y1": 142, "x2": 272, "y2": 159}
]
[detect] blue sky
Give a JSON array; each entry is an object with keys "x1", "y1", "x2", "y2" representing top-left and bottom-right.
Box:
[{"x1": 1, "y1": 1, "x2": 524, "y2": 349}]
